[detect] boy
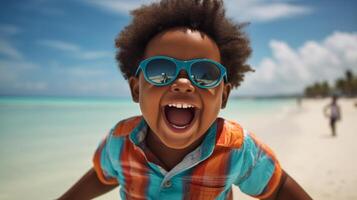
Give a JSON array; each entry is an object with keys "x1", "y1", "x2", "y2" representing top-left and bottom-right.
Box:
[
  {"x1": 324, "y1": 95, "x2": 341, "y2": 137},
  {"x1": 59, "y1": 0, "x2": 311, "y2": 199}
]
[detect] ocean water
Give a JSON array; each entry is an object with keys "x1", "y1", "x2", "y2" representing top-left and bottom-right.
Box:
[{"x1": 0, "y1": 96, "x2": 294, "y2": 199}]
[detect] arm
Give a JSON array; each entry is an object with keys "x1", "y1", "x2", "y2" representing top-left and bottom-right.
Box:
[
  {"x1": 58, "y1": 167, "x2": 118, "y2": 200},
  {"x1": 262, "y1": 170, "x2": 312, "y2": 200}
]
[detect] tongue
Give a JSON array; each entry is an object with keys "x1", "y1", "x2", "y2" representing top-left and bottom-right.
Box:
[{"x1": 165, "y1": 107, "x2": 194, "y2": 126}]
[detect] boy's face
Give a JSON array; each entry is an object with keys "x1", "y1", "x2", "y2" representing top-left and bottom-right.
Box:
[{"x1": 129, "y1": 28, "x2": 231, "y2": 149}]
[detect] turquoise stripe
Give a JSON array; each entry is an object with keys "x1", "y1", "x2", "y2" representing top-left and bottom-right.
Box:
[
  {"x1": 159, "y1": 179, "x2": 183, "y2": 199},
  {"x1": 146, "y1": 164, "x2": 164, "y2": 199},
  {"x1": 107, "y1": 132, "x2": 125, "y2": 185},
  {"x1": 145, "y1": 163, "x2": 185, "y2": 199},
  {"x1": 234, "y1": 133, "x2": 276, "y2": 196},
  {"x1": 99, "y1": 129, "x2": 123, "y2": 180},
  {"x1": 172, "y1": 176, "x2": 184, "y2": 200},
  {"x1": 99, "y1": 139, "x2": 117, "y2": 179},
  {"x1": 216, "y1": 189, "x2": 233, "y2": 200}
]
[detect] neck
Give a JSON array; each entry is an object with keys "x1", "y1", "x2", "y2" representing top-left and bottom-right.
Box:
[{"x1": 146, "y1": 129, "x2": 204, "y2": 171}]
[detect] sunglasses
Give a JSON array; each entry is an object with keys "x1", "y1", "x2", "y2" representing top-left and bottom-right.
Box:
[{"x1": 135, "y1": 56, "x2": 228, "y2": 89}]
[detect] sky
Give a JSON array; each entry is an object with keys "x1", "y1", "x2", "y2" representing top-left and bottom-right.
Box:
[{"x1": 0, "y1": 0, "x2": 356, "y2": 97}]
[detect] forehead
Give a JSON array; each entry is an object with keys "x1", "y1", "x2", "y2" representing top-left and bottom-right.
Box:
[{"x1": 144, "y1": 28, "x2": 221, "y2": 62}]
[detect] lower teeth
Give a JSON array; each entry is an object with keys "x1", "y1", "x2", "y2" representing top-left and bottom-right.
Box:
[{"x1": 172, "y1": 124, "x2": 188, "y2": 129}]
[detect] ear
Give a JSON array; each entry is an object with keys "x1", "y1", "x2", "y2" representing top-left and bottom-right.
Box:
[
  {"x1": 129, "y1": 77, "x2": 140, "y2": 103},
  {"x1": 221, "y1": 83, "x2": 231, "y2": 109}
]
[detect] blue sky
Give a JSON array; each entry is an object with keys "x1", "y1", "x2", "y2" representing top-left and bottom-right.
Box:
[{"x1": 0, "y1": 0, "x2": 356, "y2": 97}]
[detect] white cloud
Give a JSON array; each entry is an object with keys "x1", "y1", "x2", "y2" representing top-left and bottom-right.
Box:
[
  {"x1": 38, "y1": 39, "x2": 80, "y2": 52},
  {"x1": 52, "y1": 64, "x2": 109, "y2": 77},
  {"x1": 83, "y1": 0, "x2": 155, "y2": 14},
  {"x1": 0, "y1": 24, "x2": 45, "y2": 94},
  {"x1": 79, "y1": 51, "x2": 113, "y2": 60},
  {"x1": 0, "y1": 60, "x2": 44, "y2": 93},
  {"x1": 0, "y1": 39, "x2": 23, "y2": 60},
  {"x1": 37, "y1": 39, "x2": 112, "y2": 60},
  {"x1": 13, "y1": 81, "x2": 48, "y2": 91},
  {"x1": 225, "y1": 0, "x2": 312, "y2": 22},
  {"x1": 237, "y1": 31, "x2": 357, "y2": 96},
  {"x1": 0, "y1": 59, "x2": 124, "y2": 96},
  {"x1": 0, "y1": 25, "x2": 23, "y2": 60},
  {"x1": 82, "y1": 0, "x2": 311, "y2": 22},
  {"x1": 19, "y1": 1, "x2": 66, "y2": 16},
  {"x1": 66, "y1": 81, "x2": 117, "y2": 94},
  {"x1": 48, "y1": 63, "x2": 127, "y2": 96},
  {"x1": 0, "y1": 24, "x2": 22, "y2": 36}
]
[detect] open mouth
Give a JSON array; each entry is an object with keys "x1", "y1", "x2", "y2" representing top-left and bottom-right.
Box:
[{"x1": 164, "y1": 103, "x2": 196, "y2": 130}]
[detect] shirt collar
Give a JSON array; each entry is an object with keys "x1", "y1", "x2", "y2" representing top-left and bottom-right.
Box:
[{"x1": 128, "y1": 117, "x2": 147, "y2": 145}]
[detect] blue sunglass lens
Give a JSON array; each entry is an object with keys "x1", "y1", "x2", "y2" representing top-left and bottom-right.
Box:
[
  {"x1": 191, "y1": 61, "x2": 221, "y2": 87},
  {"x1": 146, "y1": 59, "x2": 176, "y2": 84}
]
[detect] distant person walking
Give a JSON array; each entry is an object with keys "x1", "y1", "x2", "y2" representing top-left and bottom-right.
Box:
[{"x1": 324, "y1": 95, "x2": 341, "y2": 137}]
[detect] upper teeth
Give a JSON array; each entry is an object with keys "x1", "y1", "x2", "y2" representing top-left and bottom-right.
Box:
[{"x1": 168, "y1": 103, "x2": 194, "y2": 109}]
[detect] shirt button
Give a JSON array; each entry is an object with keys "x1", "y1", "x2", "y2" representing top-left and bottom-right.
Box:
[{"x1": 163, "y1": 180, "x2": 172, "y2": 188}]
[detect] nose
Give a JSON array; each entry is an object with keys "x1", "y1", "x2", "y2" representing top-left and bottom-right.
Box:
[{"x1": 170, "y1": 70, "x2": 195, "y2": 93}]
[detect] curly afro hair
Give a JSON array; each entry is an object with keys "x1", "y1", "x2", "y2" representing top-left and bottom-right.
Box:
[{"x1": 115, "y1": 0, "x2": 253, "y2": 88}]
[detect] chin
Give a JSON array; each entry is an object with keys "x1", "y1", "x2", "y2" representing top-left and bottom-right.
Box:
[{"x1": 160, "y1": 137, "x2": 195, "y2": 150}]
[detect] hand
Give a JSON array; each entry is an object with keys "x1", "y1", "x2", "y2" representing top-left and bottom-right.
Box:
[{"x1": 58, "y1": 168, "x2": 118, "y2": 200}]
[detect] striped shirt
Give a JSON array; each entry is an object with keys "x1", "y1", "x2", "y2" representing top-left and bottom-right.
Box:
[{"x1": 93, "y1": 116, "x2": 282, "y2": 200}]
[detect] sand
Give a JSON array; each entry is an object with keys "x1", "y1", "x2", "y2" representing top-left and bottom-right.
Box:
[
  {"x1": 94, "y1": 98, "x2": 357, "y2": 199},
  {"x1": 233, "y1": 98, "x2": 357, "y2": 200}
]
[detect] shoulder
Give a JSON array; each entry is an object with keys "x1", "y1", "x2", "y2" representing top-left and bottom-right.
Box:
[
  {"x1": 111, "y1": 115, "x2": 143, "y2": 137},
  {"x1": 96, "y1": 116, "x2": 143, "y2": 161},
  {"x1": 216, "y1": 118, "x2": 272, "y2": 152},
  {"x1": 216, "y1": 118, "x2": 246, "y2": 149}
]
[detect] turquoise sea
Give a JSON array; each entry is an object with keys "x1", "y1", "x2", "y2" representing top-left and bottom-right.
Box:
[{"x1": 0, "y1": 96, "x2": 294, "y2": 199}]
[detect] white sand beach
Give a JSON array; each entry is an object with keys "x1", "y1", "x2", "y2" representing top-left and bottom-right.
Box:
[{"x1": 232, "y1": 98, "x2": 357, "y2": 200}]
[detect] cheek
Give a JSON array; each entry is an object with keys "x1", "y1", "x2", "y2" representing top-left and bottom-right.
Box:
[
  {"x1": 201, "y1": 87, "x2": 223, "y2": 119},
  {"x1": 139, "y1": 75, "x2": 156, "y2": 107},
  {"x1": 140, "y1": 86, "x2": 157, "y2": 111},
  {"x1": 206, "y1": 86, "x2": 223, "y2": 105},
  {"x1": 138, "y1": 79, "x2": 165, "y2": 124}
]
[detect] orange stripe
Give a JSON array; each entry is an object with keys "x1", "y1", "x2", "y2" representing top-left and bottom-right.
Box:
[
  {"x1": 92, "y1": 137, "x2": 118, "y2": 185},
  {"x1": 93, "y1": 115, "x2": 141, "y2": 185},
  {"x1": 249, "y1": 132, "x2": 283, "y2": 199},
  {"x1": 120, "y1": 137, "x2": 149, "y2": 199},
  {"x1": 186, "y1": 147, "x2": 232, "y2": 199},
  {"x1": 113, "y1": 116, "x2": 142, "y2": 137},
  {"x1": 216, "y1": 119, "x2": 244, "y2": 148},
  {"x1": 188, "y1": 160, "x2": 206, "y2": 200}
]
